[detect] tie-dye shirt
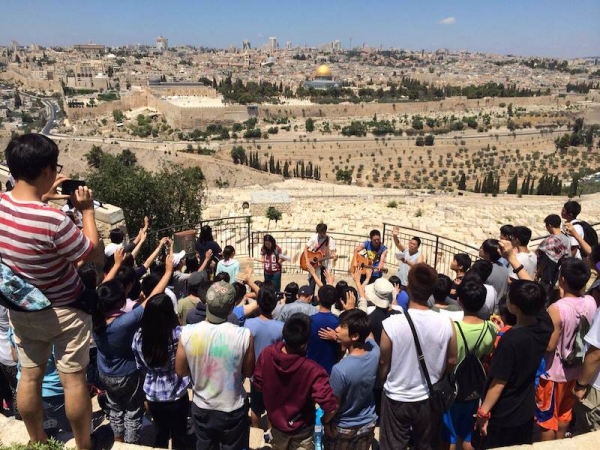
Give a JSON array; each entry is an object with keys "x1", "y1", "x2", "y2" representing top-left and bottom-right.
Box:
[{"x1": 181, "y1": 321, "x2": 251, "y2": 412}]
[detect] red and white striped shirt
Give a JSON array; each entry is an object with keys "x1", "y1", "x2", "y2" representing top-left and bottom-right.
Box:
[{"x1": 0, "y1": 193, "x2": 93, "y2": 306}]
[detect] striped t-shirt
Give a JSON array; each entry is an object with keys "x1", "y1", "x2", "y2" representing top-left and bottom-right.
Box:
[{"x1": 0, "y1": 192, "x2": 93, "y2": 306}]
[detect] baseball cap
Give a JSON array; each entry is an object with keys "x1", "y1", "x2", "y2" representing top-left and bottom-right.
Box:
[
  {"x1": 188, "y1": 271, "x2": 208, "y2": 289},
  {"x1": 173, "y1": 250, "x2": 186, "y2": 267},
  {"x1": 298, "y1": 285, "x2": 314, "y2": 297},
  {"x1": 365, "y1": 278, "x2": 394, "y2": 309},
  {"x1": 205, "y1": 281, "x2": 236, "y2": 324}
]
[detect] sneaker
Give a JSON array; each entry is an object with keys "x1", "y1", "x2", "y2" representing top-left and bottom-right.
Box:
[{"x1": 264, "y1": 429, "x2": 273, "y2": 444}]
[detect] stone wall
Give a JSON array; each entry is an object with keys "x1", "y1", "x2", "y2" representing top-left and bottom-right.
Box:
[
  {"x1": 64, "y1": 91, "x2": 149, "y2": 121},
  {"x1": 0, "y1": 69, "x2": 62, "y2": 93},
  {"x1": 257, "y1": 94, "x2": 592, "y2": 120},
  {"x1": 148, "y1": 85, "x2": 218, "y2": 97}
]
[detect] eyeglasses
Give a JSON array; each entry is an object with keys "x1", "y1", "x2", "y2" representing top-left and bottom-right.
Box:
[{"x1": 56, "y1": 164, "x2": 63, "y2": 173}]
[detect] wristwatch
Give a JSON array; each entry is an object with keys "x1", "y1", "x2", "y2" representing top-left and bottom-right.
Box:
[{"x1": 575, "y1": 380, "x2": 589, "y2": 390}]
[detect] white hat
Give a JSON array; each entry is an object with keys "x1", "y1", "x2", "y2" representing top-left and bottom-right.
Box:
[
  {"x1": 173, "y1": 250, "x2": 186, "y2": 267},
  {"x1": 104, "y1": 243, "x2": 120, "y2": 257},
  {"x1": 365, "y1": 278, "x2": 394, "y2": 309}
]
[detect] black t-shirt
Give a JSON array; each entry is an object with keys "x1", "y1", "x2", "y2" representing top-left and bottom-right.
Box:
[
  {"x1": 369, "y1": 307, "x2": 400, "y2": 346},
  {"x1": 488, "y1": 310, "x2": 553, "y2": 427},
  {"x1": 195, "y1": 240, "x2": 223, "y2": 264}
]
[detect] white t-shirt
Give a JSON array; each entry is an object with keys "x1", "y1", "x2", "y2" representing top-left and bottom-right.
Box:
[
  {"x1": 479, "y1": 284, "x2": 497, "y2": 318},
  {"x1": 382, "y1": 309, "x2": 453, "y2": 402},
  {"x1": 509, "y1": 251, "x2": 538, "y2": 280},
  {"x1": 181, "y1": 321, "x2": 250, "y2": 412},
  {"x1": 565, "y1": 222, "x2": 585, "y2": 260},
  {"x1": 395, "y1": 250, "x2": 421, "y2": 286},
  {"x1": 584, "y1": 307, "x2": 600, "y2": 390},
  {"x1": 306, "y1": 234, "x2": 336, "y2": 268}
]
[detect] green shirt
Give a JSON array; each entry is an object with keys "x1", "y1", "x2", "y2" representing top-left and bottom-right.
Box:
[{"x1": 455, "y1": 320, "x2": 497, "y2": 365}]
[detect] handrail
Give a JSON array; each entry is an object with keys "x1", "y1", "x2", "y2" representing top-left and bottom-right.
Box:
[{"x1": 529, "y1": 221, "x2": 600, "y2": 244}]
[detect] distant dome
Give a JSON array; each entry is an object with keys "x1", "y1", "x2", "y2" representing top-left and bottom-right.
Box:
[{"x1": 315, "y1": 64, "x2": 332, "y2": 80}]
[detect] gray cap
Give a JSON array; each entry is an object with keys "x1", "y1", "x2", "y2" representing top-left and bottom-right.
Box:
[
  {"x1": 205, "y1": 281, "x2": 236, "y2": 324},
  {"x1": 188, "y1": 271, "x2": 208, "y2": 289}
]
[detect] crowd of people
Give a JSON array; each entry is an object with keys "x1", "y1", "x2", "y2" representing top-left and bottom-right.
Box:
[{"x1": 0, "y1": 133, "x2": 600, "y2": 450}]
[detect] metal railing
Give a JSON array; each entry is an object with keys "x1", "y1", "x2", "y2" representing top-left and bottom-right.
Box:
[{"x1": 529, "y1": 222, "x2": 600, "y2": 245}]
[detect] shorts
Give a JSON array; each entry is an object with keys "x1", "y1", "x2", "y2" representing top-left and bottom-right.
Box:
[
  {"x1": 574, "y1": 385, "x2": 600, "y2": 434},
  {"x1": 250, "y1": 383, "x2": 265, "y2": 416},
  {"x1": 9, "y1": 307, "x2": 92, "y2": 373},
  {"x1": 442, "y1": 399, "x2": 478, "y2": 444},
  {"x1": 535, "y1": 378, "x2": 576, "y2": 431}
]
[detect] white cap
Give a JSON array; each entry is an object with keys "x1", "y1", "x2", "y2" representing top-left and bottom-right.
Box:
[
  {"x1": 173, "y1": 250, "x2": 186, "y2": 267},
  {"x1": 104, "y1": 243, "x2": 120, "y2": 257}
]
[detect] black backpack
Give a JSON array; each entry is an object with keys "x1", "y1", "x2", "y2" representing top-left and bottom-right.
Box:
[
  {"x1": 453, "y1": 322, "x2": 491, "y2": 402},
  {"x1": 575, "y1": 220, "x2": 598, "y2": 257}
]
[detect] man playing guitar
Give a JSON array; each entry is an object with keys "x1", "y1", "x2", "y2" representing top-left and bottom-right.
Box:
[
  {"x1": 303, "y1": 223, "x2": 337, "y2": 289},
  {"x1": 353, "y1": 229, "x2": 388, "y2": 284}
]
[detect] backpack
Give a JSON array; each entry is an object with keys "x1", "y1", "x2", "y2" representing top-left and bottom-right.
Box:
[
  {"x1": 574, "y1": 220, "x2": 598, "y2": 257},
  {"x1": 560, "y1": 301, "x2": 591, "y2": 368},
  {"x1": 453, "y1": 322, "x2": 491, "y2": 402}
]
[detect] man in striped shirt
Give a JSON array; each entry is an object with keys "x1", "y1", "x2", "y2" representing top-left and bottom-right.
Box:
[{"x1": 1, "y1": 134, "x2": 100, "y2": 449}]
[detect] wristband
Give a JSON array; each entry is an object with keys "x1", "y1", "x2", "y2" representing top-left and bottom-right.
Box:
[
  {"x1": 575, "y1": 380, "x2": 590, "y2": 390},
  {"x1": 476, "y1": 408, "x2": 491, "y2": 419},
  {"x1": 513, "y1": 264, "x2": 524, "y2": 274}
]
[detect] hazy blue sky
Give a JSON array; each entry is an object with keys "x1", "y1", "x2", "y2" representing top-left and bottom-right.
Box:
[{"x1": 1, "y1": 0, "x2": 598, "y2": 58}]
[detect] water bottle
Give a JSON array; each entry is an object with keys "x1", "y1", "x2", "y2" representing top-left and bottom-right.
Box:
[{"x1": 314, "y1": 407, "x2": 324, "y2": 450}]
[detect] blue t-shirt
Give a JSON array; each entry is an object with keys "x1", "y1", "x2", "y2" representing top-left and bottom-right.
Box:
[
  {"x1": 94, "y1": 306, "x2": 144, "y2": 377},
  {"x1": 396, "y1": 290, "x2": 409, "y2": 312},
  {"x1": 330, "y1": 338, "x2": 380, "y2": 428},
  {"x1": 363, "y1": 241, "x2": 387, "y2": 278},
  {"x1": 244, "y1": 317, "x2": 284, "y2": 360},
  {"x1": 307, "y1": 312, "x2": 340, "y2": 375}
]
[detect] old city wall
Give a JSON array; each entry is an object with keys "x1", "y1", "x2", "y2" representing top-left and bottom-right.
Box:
[
  {"x1": 148, "y1": 86, "x2": 218, "y2": 97},
  {"x1": 62, "y1": 90, "x2": 592, "y2": 129},
  {"x1": 257, "y1": 94, "x2": 591, "y2": 120},
  {"x1": 64, "y1": 92, "x2": 149, "y2": 121},
  {"x1": 0, "y1": 69, "x2": 62, "y2": 93}
]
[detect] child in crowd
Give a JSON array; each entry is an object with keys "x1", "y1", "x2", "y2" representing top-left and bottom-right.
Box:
[
  {"x1": 244, "y1": 285, "x2": 284, "y2": 432},
  {"x1": 536, "y1": 257, "x2": 596, "y2": 441},
  {"x1": 254, "y1": 313, "x2": 338, "y2": 449},
  {"x1": 93, "y1": 256, "x2": 173, "y2": 444},
  {"x1": 442, "y1": 280, "x2": 496, "y2": 450},
  {"x1": 475, "y1": 280, "x2": 553, "y2": 448},
  {"x1": 325, "y1": 309, "x2": 379, "y2": 450},
  {"x1": 216, "y1": 245, "x2": 240, "y2": 283},
  {"x1": 307, "y1": 285, "x2": 341, "y2": 375},
  {"x1": 132, "y1": 294, "x2": 190, "y2": 449}
]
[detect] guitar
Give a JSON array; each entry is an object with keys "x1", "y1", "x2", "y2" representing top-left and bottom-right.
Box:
[
  {"x1": 300, "y1": 250, "x2": 347, "y2": 271},
  {"x1": 350, "y1": 252, "x2": 388, "y2": 275}
]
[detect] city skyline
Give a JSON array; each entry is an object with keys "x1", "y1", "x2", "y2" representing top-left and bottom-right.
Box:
[{"x1": 1, "y1": 0, "x2": 599, "y2": 58}]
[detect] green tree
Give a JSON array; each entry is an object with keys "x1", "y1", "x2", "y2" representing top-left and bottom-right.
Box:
[
  {"x1": 230, "y1": 146, "x2": 246, "y2": 164},
  {"x1": 84, "y1": 151, "x2": 205, "y2": 256},
  {"x1": 265, "y1": 206, "x2": 282, "y2": 229},
  {"x1": 305, "y1": 117, "x2": 315, "y2": 132},
  {"x1": 458, "y1": 173, "x2": 467, "y2": 190},
  {"x1": 117, "y1": 149, "x2": 137, "y2": 167},
  {"x1": 507, "y1": 174, "x2": 518, "y2": 194},
  {"x1": 14, "y1": 91, "x2": 22, "y2": 109},
  {"x1": 85, "y1": 145, "x2": 105, "y2": 169},
  {"x1": 113, "y1": 109, "x2": 124, "y2": 122},
  {"x1": 424, "y1": 134, "x2": 435, "y2": 146},
  {"x1": 568, "y1": 175, "x2": 579, "y2": 198}
]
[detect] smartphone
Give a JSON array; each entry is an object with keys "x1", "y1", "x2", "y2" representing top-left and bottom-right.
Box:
[{"x1": 61, "y1": 180, "x2": 86, "y2": 195}]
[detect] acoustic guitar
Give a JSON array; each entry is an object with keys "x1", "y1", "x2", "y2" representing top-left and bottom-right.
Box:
[
  {"x1": 300, "y1": 250, "x2": 346, "y2": 271},
  {"x1": 350, "y1": 252, "x2": 388, "y2": 275}
]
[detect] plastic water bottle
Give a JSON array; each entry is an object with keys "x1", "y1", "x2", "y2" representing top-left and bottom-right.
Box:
[{"x1": 314, "y1": 407, "x2": 324, "y2": 450}]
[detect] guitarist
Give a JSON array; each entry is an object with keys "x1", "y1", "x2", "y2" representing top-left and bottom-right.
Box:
[
  {"x1": 304, "y1": 223, "x2": 337, "y2": 289},
  {"x1": 354, "y1": 229, "x2": 388, "y2": 284}
]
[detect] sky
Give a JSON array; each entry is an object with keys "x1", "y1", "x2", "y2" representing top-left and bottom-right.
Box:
[{"x1": 1, "y1": 0, "x2": 599, "y2": 58}]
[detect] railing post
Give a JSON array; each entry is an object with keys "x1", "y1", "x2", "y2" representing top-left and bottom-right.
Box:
[
  {"x1": 434, "y1": 236, "x2": 440, "y2": 271},
  {"x1": 247, "y1": 217, "x2": 252, "y2": 257}
]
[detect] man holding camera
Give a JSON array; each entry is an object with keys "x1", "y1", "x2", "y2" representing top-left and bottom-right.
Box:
[{"x1": 1, "y1": 134, "x2": 101, "y2": 449}]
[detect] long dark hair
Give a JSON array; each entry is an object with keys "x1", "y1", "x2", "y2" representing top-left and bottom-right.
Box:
[
  {"x1": 199, "y1": 225, "x2": 214, "y2": 243},
  {"x1": 94, "y1": 280, "x2": 126, "y2": 334},
  {"x1": 140, "y1": 294, "x2": 179, "y2": 367},
  {"x1": 262, "y1": 234, "x2": 277, "y2": 255}
]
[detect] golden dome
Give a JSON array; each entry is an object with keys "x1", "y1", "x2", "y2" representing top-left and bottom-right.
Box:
[{"x1": 315, "y1": 64, "x2": 333, "y2": 79}]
